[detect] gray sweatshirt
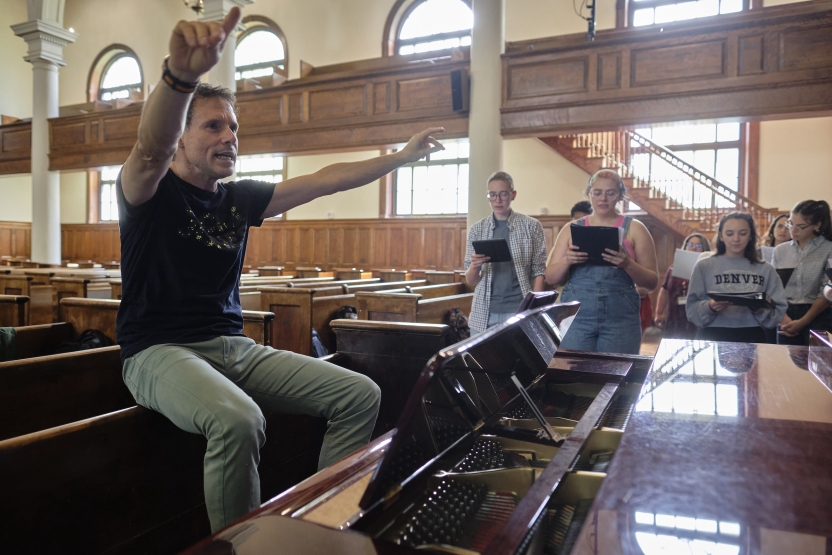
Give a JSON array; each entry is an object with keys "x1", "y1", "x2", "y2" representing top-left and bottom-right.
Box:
[{"x1": 686, "y1": 255, "x2": 787, "y2": 329}]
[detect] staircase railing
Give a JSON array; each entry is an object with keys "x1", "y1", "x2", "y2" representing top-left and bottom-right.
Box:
[{"x1": 563, "y1": 130, "x2": 778, "y2": 232}]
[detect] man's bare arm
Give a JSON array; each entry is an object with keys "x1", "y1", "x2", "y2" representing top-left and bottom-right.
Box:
[
  {"x1": 260, "y1": 128, "x2": 445, "y2": 219},
  {"x1": 121, "y1": 8, "x2": 241, "y2": 207}
]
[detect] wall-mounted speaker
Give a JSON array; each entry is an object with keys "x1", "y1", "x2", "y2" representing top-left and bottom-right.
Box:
[{"x1": 451, "y1": 69, "x2": 469, "y2": 112}]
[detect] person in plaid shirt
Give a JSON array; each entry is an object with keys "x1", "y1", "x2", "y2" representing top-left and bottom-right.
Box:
[{"x1": 464, "y1": 171, "x2": 547, "y2": 334}]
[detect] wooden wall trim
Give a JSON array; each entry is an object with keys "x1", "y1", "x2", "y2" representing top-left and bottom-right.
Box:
[
  {"x1": 501, "y1": 1, "x2": 832, "y2": 136},
  {"x1": 0, "y1": 221, "x2": 32, "y2": 259},
  {"x1": 47, "y1": 56, "x2": 470, "y2": 172},
  {"x1": 0, "y1": 121, "x2": 31, "y2": 175},
  {"x1": 0, "y1": 3, "x2": 826, "y2": 176}
]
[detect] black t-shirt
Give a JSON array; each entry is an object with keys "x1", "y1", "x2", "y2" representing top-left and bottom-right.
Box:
[{"x1": 115, "y1": 168, "x2": 275, "y2": 361}]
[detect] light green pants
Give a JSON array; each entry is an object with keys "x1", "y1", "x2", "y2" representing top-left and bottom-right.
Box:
[{"x1": 121, "y1": 336, "x2": 381, "y2": 532}]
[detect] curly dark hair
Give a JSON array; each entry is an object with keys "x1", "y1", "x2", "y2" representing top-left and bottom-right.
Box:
[{"x1": 715, "y1": 212, "x2": 761, "y2": 264}]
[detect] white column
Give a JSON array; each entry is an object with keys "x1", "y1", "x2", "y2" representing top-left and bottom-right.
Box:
[
  {"x1": 467, "y1": 0, "x2": 505, "y2": 229},
  {"x1": 200, "y1": 0, "x2": 255, "y2": 91},
  {"x1": 12, "y1": 19, "x2": 77, "y2": 264}
]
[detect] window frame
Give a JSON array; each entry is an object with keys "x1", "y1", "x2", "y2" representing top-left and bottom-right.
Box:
[
  {"x1": 382, "y1": 0, "x2": 473, "y2": 57},
  {"x1": 627, "y1": 0, "x2": 750, "y2": 28},
  {"x1": 390, "y1": 138, "x2": 470, "y2": 218},
  {"x1": 87, "y1": 44, "x2": 144, "y2": 103},
  {"x1": 235, "y1": 15, "x2": 289, "y2": 81},
  {"x1": 234, "y1": 153, "x2": 288, "y2": 220}
]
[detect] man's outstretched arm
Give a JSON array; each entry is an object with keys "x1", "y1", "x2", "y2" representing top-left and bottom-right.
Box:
[
  {"x1": 259, "y1": 128, "x2": 446, "y2": 219},
  {"x1": 120, "y1": 8, "x2": 241, "y2": 207}
]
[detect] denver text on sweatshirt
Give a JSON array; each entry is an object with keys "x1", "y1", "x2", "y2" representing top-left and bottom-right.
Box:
[{"x1": 686, "y1": 255, "x2": 787, "y2": 329}]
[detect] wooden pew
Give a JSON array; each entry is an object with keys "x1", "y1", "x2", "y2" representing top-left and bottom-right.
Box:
[
  {"x1": 410, "y1": 269, "x2": 456, "y2": 284},
  {"x1": 0, "y1": 406, "x2": 326, "y2": 554},
  {"x1": 50, "y1": 276, "x2": 110, "y2": 322},
  {"x1": 293, "y1": 266, "x2": 335, "y2": 278},
  {"x1": 0, "y1": 294, "x2": 27, "y2": 327},
  {"x1": 110, "y1": 277, "x2": 122, "y2": 299},
  {"x1": 407, "y1": 282, "x2": 465, "y2": 299},
  {"x1": 0, "y1": 275, "x2": 53, "y2": 325},
  {"x1": 329, "y1": 319, "x2": 452, "y2": 435},
  {"x1": 356, "y1": 291, "x2": 474, "y2": 323},
  {"x1": 374, "y1": 269, "x2": 412, "y2": 281},
  {"x1": 256, "y1": 265, "x2": 287, "y2": 276},
  {"x1": 331, "y1": 267, "x2": 372, "y2": 280},
  {"x1": 258, "y1": 287, "x2": 357, "y2": 355},
  {"x1": 342, "y1": 279, "x2": 427, "y2": 294},
  {"x1": 0, "y1": 319, "x2": 454, "y2": 553},
  {"x1": 10, "y1": 298, "x2": 274, "y2": 360},
  {"x1": 0, "y1": 346, "x2": 129, "y2": 441}
]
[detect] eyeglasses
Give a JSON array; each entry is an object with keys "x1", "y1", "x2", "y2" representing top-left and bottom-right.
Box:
[
  {"x1": 590, "y1": 189, "x2": 619, "y2": 199},
  {"x1": 487, "y1": 191, "x2": 512, "y2": 201},
  {"x1": 785, "y1": 220, "x2": 811, "y2": 230},
  {"x1": 686, "y1": 242, "x2": 704, "y2": 251}
]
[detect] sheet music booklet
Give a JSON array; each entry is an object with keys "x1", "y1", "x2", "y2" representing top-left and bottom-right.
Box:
[
  {"x1": 570, "y1": 224, "x2": 624, "y2": 266},
  {"x1": 760, "y1": 246, "x2": 775, "y2": 264},
  {"x1": 671, "y1": 249, "x2": 711, "y2": 281}
]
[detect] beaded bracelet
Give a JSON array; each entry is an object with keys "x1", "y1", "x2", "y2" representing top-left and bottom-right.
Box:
[{"x1": 161, "y1": 57, "x2": 199, "y2": 93}]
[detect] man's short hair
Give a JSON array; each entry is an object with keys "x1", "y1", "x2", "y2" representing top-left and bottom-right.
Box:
[
  {"x1": 570, "y1": 200, "x2": 592, "y2": 218},
  {"x1": 487, "y1": 171, "x2": 514, "y2": 191},
  {"x1": 185, "y1": 83, "x2": 237, "y2": 128}
]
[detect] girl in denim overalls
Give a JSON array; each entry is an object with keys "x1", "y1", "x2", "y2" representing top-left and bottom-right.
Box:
[{"x1": 545, "y1": 170, "x2": 660, "y2": 354}]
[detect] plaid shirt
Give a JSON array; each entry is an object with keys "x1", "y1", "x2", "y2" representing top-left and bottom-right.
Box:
[
  {"x1": 772, "y1": 235, "x2": 832, "y2": 304},
  {"x1": 464, "y1": 211, "x2": 547, "y2": 334}
]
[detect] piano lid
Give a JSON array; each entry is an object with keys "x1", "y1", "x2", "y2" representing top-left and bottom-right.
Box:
[{"x1": 358, "y1": 301, "x2": 580, "y2": 512}]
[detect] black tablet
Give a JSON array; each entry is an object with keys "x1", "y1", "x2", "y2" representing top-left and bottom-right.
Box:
[
  {"x1": 472, "y1": 239, "x2": 512, "y2": 263},
  {"x1": 570, "y1": 224, "x2": 620, "y2": 265},
  {"x1": 708, "y1": 292, "x2": 775, "y2": 310}
]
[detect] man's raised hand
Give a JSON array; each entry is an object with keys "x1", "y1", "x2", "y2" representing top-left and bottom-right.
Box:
[
  {"x1": 400, "y1": 128, "x2": 445, "y2": 163},
  {"x1": 168, "y1": 7, "x2": 242, "y2": 83}
]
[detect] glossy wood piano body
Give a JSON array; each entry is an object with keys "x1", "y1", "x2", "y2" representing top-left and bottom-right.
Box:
[
  {"x1": 183, "y1": 325, "x2": 832, "y2": 555},
  {"x1": 183, "y1": 302, "x2": 652, "y2": 555}
]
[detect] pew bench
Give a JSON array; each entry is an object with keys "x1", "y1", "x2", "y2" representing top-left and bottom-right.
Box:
[
  {"x1": 257, "y1": 287, "x2": 358, "y2": 355},
  {"x1": 355, "y1": 291, "x2": 474, "y2": 324},
  {"x1": 0, "y1": 274, "x2": 52, "y2": 325},
  {"x1": 0, "y1": 406, "x2": 326, "y2": 554},
  {"x1": 9, "y1": 298, "x2": 274, "y2": 360},
  {"x1": 0, "y1": 294, "x2": 27, "y2": 327},
  {"x1": 342, "y1": 278, "x2": 427, "y2": 294}
]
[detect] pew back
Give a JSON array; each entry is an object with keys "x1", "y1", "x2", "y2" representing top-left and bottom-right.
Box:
[
  {"x1": 407, "y1": 282, "x2": 464, "y2": 299},
  {"x1": 0, "y1": 294, "x2": 27, "y2": 327}
]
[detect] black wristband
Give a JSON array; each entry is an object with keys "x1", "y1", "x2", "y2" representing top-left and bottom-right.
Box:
[{"x1": 161, "y1": 57, "x2": 199, "y2": 93}]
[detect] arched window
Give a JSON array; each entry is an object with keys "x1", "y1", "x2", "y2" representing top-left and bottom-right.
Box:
[
  {"x1": 235, "y1": 16, "x2": 288, "y2": 82},
  {"x1": 383, "y1": 0, "x2": 472, "y2": 57},
  {"x1": 87, "y1": 45, "x2": 143, "y2": 102}
]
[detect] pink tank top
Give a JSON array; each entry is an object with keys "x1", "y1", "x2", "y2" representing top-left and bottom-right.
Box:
[{"x1": 579, "y1": 215, "x2": 637, "y2": 261}]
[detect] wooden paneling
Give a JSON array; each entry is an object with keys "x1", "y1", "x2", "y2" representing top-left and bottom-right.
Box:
[
  {"x1": 0, "y1": 221, "x2": 31, "y2": 259},
  {"x1": 630, "y1": 40, "x2": 726, "y2": 85},
  {"x1": 502, "y1": 1, "x2": 832, "y2": 136},
  {"x1": 0, "y1": 121, "x2": 31, "y2": 174},
  {"x1": 45, "y1": 56, "x2": 468, "y2": 172}
]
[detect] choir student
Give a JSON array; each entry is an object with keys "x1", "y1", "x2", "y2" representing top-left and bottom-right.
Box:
[
  {"x1": 772, "y1": 200, "x2": 832, "y2": 345},
  {"x1": 545, "y1": 169, "x2": 659, "y2": 354},
  {"x1": 686, "y1": 213, "x2": 787, "y2": 343}
]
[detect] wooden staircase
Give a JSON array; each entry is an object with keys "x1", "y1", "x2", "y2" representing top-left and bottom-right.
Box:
[{"x1": 541, "y1": 131, "x2": 780, "y2": 240}]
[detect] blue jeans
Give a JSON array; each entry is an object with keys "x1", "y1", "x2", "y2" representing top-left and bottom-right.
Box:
[
  {"x1": 558, "y1": 264, "x2": 642, "y2": 355},
  {"x1": 122, "y1": 336, "x2": 380, "y2": 532}
]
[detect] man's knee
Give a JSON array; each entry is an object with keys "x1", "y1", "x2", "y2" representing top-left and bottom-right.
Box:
[
  {"x1": 348, "y1": 373, "x2": 381, "y2": 413},
  {"x1": 216, "y1": 399, "x2": 266, "y2": 449}
]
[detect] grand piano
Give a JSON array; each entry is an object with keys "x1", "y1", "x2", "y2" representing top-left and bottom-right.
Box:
[{"x1": 182, "y1": 303, "x2": 832, "y2": 555}]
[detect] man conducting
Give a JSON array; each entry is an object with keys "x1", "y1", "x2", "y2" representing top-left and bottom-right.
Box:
[{"x1": 116, "y1": 8, "x2": 444, "y2": 532}]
